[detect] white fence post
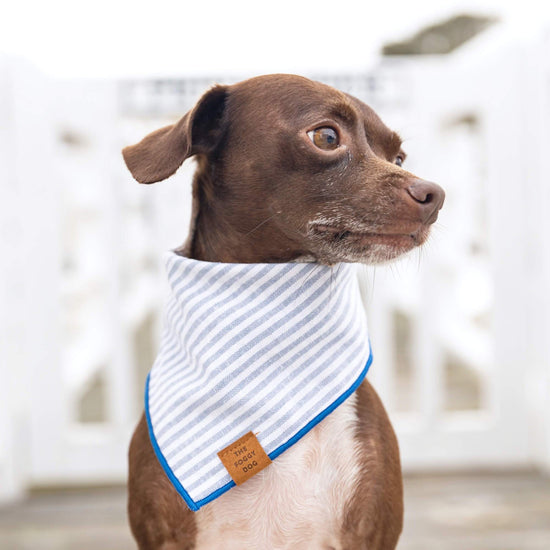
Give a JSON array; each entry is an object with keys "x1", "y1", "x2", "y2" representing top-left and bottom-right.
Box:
[
  {"x1": 522, "y1": 34, "x2": 550, "y2": 473},
  {"x1": 0, "y1": 57, "x2": 29, "y2": 503}
]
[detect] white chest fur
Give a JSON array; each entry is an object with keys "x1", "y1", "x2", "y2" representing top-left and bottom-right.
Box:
[{"x1": 195, "y1": 394, "x2": 361, "y2": 550}]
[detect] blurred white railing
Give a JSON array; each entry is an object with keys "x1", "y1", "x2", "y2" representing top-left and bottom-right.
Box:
[{"x1": 1, "y1": 25, "x2": 550, "y2": 502}]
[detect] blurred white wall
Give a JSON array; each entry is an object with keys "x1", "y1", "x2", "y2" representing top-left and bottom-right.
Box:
[{"x1": 1, "y1": 0, "x2": 528, "y2": 78}]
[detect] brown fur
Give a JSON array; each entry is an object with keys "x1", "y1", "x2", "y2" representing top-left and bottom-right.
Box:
[
  {"x1": 123, "y1": 74, "x2": 444, "y2": 549},
  {"x1": 341, "y1": 382, "x2": 404, "y2": 549},
  {"x1": 128, "y1": 415, "x2": 197, "y2": 550}
]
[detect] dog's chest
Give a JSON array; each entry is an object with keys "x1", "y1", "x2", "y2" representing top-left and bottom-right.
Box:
[{"x1": 194, "y1": 395, "x2": 361, "y2": 550}]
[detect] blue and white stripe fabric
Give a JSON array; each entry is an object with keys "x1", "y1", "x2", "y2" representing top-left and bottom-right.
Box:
[{"x1": 145, "y1": 252, "x2": 372, "y2": 511}]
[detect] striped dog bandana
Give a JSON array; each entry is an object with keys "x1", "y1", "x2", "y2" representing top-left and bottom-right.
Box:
[{"x1": 145, "y1": 252, "x2": 372, "y2": 511}]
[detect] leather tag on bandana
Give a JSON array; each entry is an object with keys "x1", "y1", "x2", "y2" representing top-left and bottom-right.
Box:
[{"x1": 217, "y1": 431, "x2": 272, "y2": 485}]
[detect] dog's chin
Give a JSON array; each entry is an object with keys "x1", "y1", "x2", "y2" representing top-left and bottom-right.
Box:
[{"x1": 308, "y1": 225, "x2": 432, "y2": 265}]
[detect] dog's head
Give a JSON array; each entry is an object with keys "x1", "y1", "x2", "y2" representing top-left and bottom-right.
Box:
[{"x1": 123, "y1": 74, "x2": 444, "y2": 264}]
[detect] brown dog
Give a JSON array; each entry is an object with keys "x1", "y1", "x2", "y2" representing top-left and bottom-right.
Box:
[{"x1": 123, "y1": 74, "x2": 444, "y2": 550}]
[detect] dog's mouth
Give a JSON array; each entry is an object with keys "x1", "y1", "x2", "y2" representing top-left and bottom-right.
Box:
[
  {"x1": 310, "y1": 223, "x2": 429, "y2": 244},
  {"x1": 308, "y1": 222, "x2": 431, "y2": 263}
]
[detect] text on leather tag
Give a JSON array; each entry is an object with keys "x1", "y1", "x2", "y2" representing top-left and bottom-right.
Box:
[{"x1": 217, "y1": 431, "x2": 272, "y2": 485}]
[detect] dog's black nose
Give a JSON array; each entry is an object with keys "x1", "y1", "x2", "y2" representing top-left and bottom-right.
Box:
[{"x1": 406, "y1": 179, "x2": 445, "y2": 223}]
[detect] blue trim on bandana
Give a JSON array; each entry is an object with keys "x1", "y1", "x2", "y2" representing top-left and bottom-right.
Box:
[
  {"x1": 144, "y1": 348, "x2": 373, "y2": 512},
  {"x1": 144, "y1": 374, "x2": 200, "y2": 512}
]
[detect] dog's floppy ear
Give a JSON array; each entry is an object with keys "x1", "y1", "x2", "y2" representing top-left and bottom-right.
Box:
[{"x1": 122, "y1": 85, "x2": 228, "y2": 184}]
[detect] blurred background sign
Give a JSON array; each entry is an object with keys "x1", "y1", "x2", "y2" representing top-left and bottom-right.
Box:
[{"x1": 1, "y1": 8, "x2": 550, "y2": 512}]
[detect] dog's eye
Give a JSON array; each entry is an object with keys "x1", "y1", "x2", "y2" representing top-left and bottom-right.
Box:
[
  {"x1": 395, "y1": 155, "x2": 404, "y2": 167},
  {"x1": 307, "y1": 127, "x2": 340, "y2": 150}
]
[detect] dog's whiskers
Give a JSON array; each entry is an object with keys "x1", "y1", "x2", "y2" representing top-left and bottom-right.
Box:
[
  {"x1": 243, "y1": 211, "x2": 280, "y2": 237},
  {"x1": 300, "y1": 262, "x2": 321, "y2": 291}
]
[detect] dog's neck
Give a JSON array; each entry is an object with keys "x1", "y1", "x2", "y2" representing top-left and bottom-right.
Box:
[
  {"x1": 181, "y1": 168, "x2": 308, "y2": 264},
  {"x1": 190, "y1": 217, "x2": 302, "y2": 264}
]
